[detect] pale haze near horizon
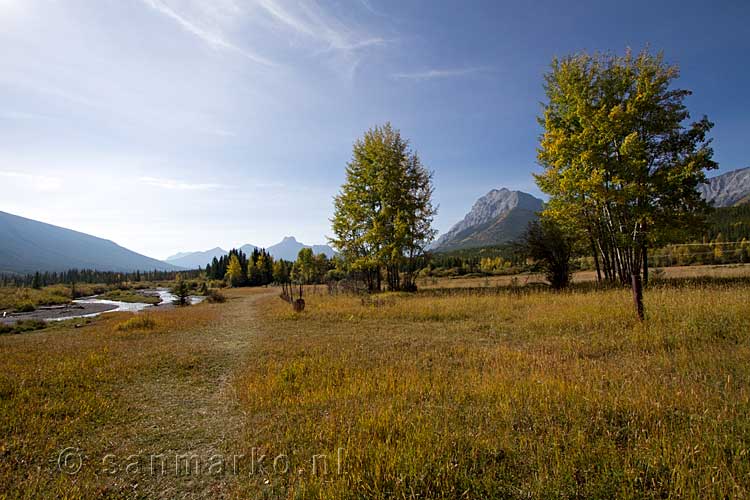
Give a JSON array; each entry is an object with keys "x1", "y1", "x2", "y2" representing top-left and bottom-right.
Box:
[{"x1": 1, "y1": 0, "x2": 748, "y2": 260}]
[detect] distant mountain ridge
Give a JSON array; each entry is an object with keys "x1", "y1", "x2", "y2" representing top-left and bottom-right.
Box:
[
  {"x1": 267, "y1": 236, "x2": 336, "y2": 261},
  {"x1": 167, "y1": 237, "x2": 336, "y2": 268},
  {"x1": 0, "y1": 211, "x2": 181, "y2": 274},
  {"x1": 165, "y1": 247, "x2": 228, "y2": 269},
  {"x1": 432, "y1": 188, "x2": 544, "y2": 252},
  {"x1": 699, "y1": 167, "x2": 750, "y2": 207}
]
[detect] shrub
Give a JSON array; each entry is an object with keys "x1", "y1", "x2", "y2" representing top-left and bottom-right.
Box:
[
  {"x1": 207, "y1": 289, "x2": 226, "y2": 303},
  {"x1": 0, "y1": 319, "x2": 47, "y2": 334},
  {"x1": 114, "y1": 315, "x2": 156, "y2": 332},
  {"x1": 14, "y1": 301, "x2": 36, "y2": 313},
  {"x1": 518, "y1": 219, "x2": 575, "y2": 290}
]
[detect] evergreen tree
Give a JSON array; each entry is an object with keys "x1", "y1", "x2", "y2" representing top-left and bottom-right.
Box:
[
  {"x1": 31, "y1": 272, "x2": 41, "y2": 289},
  {"x1": 171, "y1": 274, "x2": 191, "y2": 306}
]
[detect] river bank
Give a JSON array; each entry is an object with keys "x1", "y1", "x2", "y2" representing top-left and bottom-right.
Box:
[
  {"x1": 0, "y1": 288, "x2": 205, "y2": 325},
  {"x1": 0, "y1": 302, "x2": 118, "y2": 325}
]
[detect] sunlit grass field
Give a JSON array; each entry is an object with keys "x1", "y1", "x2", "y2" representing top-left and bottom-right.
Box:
[
  {"x1": 0, "y1": 301, "x2": 226, "y2": 498},
  {"x1": 234, "y1": 280, "x2": 750, "y2": 498},
  {"x1": 1, "y1": 276, "x2": 749, "y2": 498}
]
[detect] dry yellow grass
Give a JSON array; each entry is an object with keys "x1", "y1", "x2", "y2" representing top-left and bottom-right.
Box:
[
  {"x1": 2, "y1": 274, "x2": 750, "y2": 499},
  {"x1": 232, "y1": 280, "x2": 750, "y2": 498},
  {"x1": 0, "y1": 290, "x2": 264, "y2": 498}
]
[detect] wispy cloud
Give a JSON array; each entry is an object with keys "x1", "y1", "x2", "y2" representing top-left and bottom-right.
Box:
[
  {"x1": 357, "y1": 0, "x2": 385, "y2": 17},
  {"x1": 392, "y1": 67, "x2": 491, "y2": 81},
  {"x1": 0, "y1": 170, "x2": 62, "y2": 192},
  {"x1": 139, "y1": 0, "x2": 275, "y2": 66},
  {"x1": 139, "y1": 176, "x2": 224, "y2": 190},
  {"x1": 257, "y1": 0, "x2": 371, "y2": 50},
  {"x1": 255, "y1": 0, "x2": 388, "y2": 77}
]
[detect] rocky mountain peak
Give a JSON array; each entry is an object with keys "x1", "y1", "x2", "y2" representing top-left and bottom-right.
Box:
[
  {"x1": 433, "y1": 188, "x2": 543, "y2": 250},
  {"x1": 699, "y1": 167, "x2": 750, "y2": 207}
]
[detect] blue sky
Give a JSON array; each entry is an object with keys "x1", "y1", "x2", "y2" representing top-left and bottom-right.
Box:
[{"x1": 1, "y1": 0, "x2": 748, "y2": 259}]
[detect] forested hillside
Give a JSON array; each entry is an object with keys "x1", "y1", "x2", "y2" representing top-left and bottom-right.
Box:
[{"x1": 705, "y1": 203, "x2": 750, "y2": 241}]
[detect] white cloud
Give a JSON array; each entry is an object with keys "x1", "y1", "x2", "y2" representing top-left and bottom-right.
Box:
[
  {"x1": 0, "y1": 170, "x2": 62, "y2": 192},
  {"x1": 392, "y1": 67, "x2": 491, "y2": 80},
  {"x1": 138, "y1": 176, "x2": 225, "y2": 190}
]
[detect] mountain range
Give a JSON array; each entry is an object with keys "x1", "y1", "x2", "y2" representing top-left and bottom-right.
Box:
[
  {"x1": 165, "y1": 247, "x2": 229, "y2": 269},
  {"x1": 1, "y1": 167, "x2": 747, "y2": 273},
  {"x1": 165, "y1": 237, "x2": 336, "y2": 268},
  {"x1": 0, "y1": 211, "x2": 181, "y2": 274},
  {"x1": 432, "y1": 166, "x2": 750, "y2": 252}
]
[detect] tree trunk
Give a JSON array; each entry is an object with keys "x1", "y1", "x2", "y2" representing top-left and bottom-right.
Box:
[
  {"x1": 631, "y1": 273, "x2": 644, "y2": 321},
  {"x1": 590, "y1": 237, "x2": 602, "y2": 283},
  {"x1": 642, "y1": 244, "x2": 649, "y2": 287}
]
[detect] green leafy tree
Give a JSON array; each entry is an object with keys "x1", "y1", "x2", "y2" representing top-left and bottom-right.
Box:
[
  {"x1": 536, "y1": 49, "x2": 717, "y2": 318},
  {"x1": 330, "y1": 123, "x2": 437, "y2": 292},
  {"x1": 272, "y1": 260, "x2": 291, "y2": 284},
  {"x1": 292, "y1": 247, "x2": 317, "y2": 285}
]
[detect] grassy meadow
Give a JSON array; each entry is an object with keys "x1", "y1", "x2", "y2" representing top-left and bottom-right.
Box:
[
  {"x1": 0, "y1": 296, "x2": 237, "y2": 498},
  {"x1": 233, "y1": 279, "x2": 750, "y2": 499},
  {"x1": 1, "y1": 273, "x2": 749, "y2": 498}
]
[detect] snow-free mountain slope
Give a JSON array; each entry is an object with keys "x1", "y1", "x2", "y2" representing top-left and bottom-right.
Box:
[
  {"x1": 433, "y1": 188, "x2": 544, "y2": 252},
  {"x1": 0, "y1": 211, "x2": 181, "y2": 274}
]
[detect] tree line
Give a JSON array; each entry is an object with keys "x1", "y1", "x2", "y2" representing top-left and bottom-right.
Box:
[
  {"x1": 0, "y1": 269, "x2": 201, "y2": 289},
  {"x1": 204, "y1": 247, "x2": 341, "y2": 287}
]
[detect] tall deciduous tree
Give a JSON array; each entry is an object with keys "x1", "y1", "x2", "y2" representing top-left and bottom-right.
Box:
[
  {"x1": 225, "y1": 254, "x2": 243, "y2": 287},
  {"x1": 330, "y1": 123, "x2": 437, "y2": 292},
  {"x1": 536, "y1": 49, "x2": 717, "y2": 318},
  {"x1": 292, "y1": 247, "x2": 316, "y2": 285}
]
